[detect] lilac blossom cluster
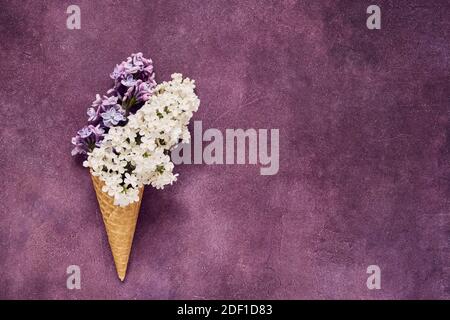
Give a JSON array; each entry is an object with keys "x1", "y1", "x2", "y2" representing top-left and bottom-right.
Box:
[{"x1": 72, "y1": 53, "x2": 156, "y2": 157}]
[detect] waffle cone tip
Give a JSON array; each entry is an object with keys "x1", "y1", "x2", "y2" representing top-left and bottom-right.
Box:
[{"x1": 91, "y1": 173, "x2": 143, "y2": 282}]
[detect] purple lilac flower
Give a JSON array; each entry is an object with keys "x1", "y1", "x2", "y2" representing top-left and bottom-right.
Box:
[
  {"x1": 87, "y1": 95, "x2": 124, "y2": 125},
  {"x1": 133, "y1": 53, "x2": 155, "y2": 80},
  {"x1": 71, "y1": 124, "x2": 105, "y2": 156},
  {"x1": 87, "y1": 107, "x2": 97, "y2": 122},
  {"x1": 123, "y1": 80, "x2": 153, "y2": 105},
  {"x1": 86, "y1": 94, "x2": 104, "y2": 123},
  {"x1": 103, "y1": 96, "x2": 117, "y2": 105},
  {"x1": 77, "y1": 126, "x2": 93, "y2": 138},
  {"x1": 91, "y1": 94, "x2": 102, "y2": 108},
  {"x1": 101, "y1": 107, "x2": 125, "y2": 127},
  {"x1": 107, "y1": 53, "x2": 157, "y2": 104},
  {"x1": 135, "y1": 81, "x2": 152, "y2": 102},
  {"x1": 109, "y1": 52, "x2": 156, "y2": 91},
  {"x1": 99, "y1": 96, "x2": 125, "y2": 127},
  {"x1": 121, "y1": 75, "x2": 137, "y2": 87},
  {"x1": 72, "y1": 53, "x2": 156, "y2": 158},
  {"x1": 110, "y1": 64, "x2": 124, "y2": 80}
]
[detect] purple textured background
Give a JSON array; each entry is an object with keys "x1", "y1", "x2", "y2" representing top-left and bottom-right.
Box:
[{"x1": 0, "y1": 0, "x2": 449, "y2": 299}]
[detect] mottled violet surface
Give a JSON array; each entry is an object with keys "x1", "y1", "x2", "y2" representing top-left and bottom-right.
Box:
[{"x1": 0, "y1": 0, "x2": 449, "y2": 299}]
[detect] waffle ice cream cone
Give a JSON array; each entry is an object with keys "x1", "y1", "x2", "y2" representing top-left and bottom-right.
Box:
[{"x1": 91, "y1": 173, "x2": 144, "y2": 281}]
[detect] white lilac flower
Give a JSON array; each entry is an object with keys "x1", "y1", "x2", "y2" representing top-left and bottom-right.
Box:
[{"x1": 85, "y1": 73, "x2": 200, "y2": 206}]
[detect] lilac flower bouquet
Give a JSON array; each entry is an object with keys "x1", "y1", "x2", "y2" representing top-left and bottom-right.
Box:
[{"x1": 70, "y1": 53, "x2": 200, "y2": 281}]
